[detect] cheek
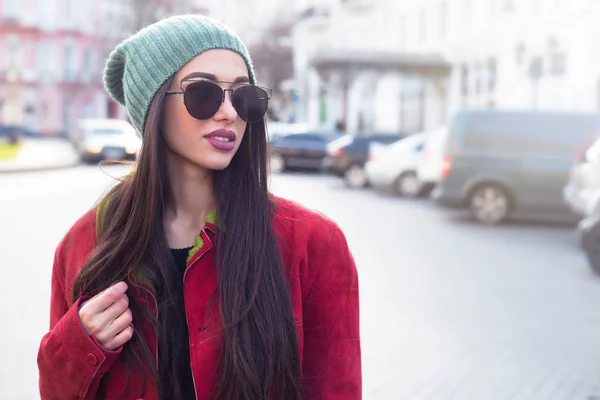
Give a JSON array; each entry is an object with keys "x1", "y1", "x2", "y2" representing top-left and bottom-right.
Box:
[{"x1": 162, "y1": 100, "x2": 200, "y2": 145}]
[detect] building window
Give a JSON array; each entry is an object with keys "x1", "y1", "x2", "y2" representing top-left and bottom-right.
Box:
[
  {"x1": 398, "y1": 16, "x2": 406, "y2": 50},
  {"x1": 418, "y1": 8, "x2": 426, "y2": 42},
  {"x1": 550, "y1": 53, "x2": 566, "y2": 75},
  {"x1": 488, "y1": 58, "x2": 497, "y2": 92},
  {"x1": 3, "y1": 0, "x2": 20, "y2": 20},
  {"x1": 64, "y1": 40, "x2": 78, "y2": 81},
  {"x1": 547, "y1": 36, "x2": 566, "y2": 76},
  {"x1": 5, "y1": 35, "x2": 21, "y2": 76},
  {"x1": 515, "y1": 42, "x2": 526, "y2": 65},
  {"x1": 504, "y1": 0, "x2": 515, "y2": 12},
  {"x1": 474, "y1": 63, "x2": 482, "y2": 95},
  {"x1": 461, "y1": 65, "x2": 469, "y2": 97},
  {"x1": 439, "y1": 1, "x2": 448, "y2": 36},
  {"x1": 81, "y1": 48, "x2": 92, "y2": 82},
  {"x1": 37, "y1": 41, "x2": 51, "y2": 81}
]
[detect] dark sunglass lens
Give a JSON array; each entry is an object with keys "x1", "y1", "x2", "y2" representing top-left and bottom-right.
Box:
[
  {"x1": 232, "y1": 86, "x2": 269, "y2": 123},
  {"x1": 184, "y1": 81, "x2": 223, "y2": 120}
]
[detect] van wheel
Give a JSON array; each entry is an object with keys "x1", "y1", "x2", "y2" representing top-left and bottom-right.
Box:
[
  {"x1": 468, "y1": 184, "x2": 511, "y2": 225},
  {"x1": 345, "y1": 164, "x2": 368, "y2": 188},
  {"x1": 395, "y1": 171, "x2": 421, "y2": 197},
  {"x1": 582, "y1": 222, "x2": 600, "y2": 275}
]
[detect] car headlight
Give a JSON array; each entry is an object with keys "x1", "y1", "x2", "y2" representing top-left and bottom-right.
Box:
[
  {"x1": 126, "y1": 146, "x2": 138, "y2": 154},
  {"x1": 86, "y1": 144, "x2": 103, "y2": 154}
]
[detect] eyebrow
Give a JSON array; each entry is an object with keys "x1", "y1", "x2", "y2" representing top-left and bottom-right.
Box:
[{"x1": 181, "y1": 72, "x2": 250, "y2": 83}]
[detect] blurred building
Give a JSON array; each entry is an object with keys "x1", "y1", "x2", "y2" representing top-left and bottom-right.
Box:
[
  {"x1": 190, "y1": 0, "x2": 298, "y2": 121},
  {"x1": 191, "y1": 0, "x2": 295, "y2": 47},
  {"x1": 292, "y1": 0, "x2": 600, "y2": 134},
  {"x1": 0, "y1": 0, "x2": 200, "y2": 137},
  {"x1": 0, "y1": 0, "x2": 134, "y2": 136}
]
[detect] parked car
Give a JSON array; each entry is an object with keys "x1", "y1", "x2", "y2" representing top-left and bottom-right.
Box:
[
  {"x1": 73, "y1": 118, "x2": 141, "y2": 163},
  {"x1": 269, "y1": 129, "x2": 341, "y2": 172},
  {"x1": 364, "y1": 132, "x2": 429, "y2": 197},
  {"x1": 578, "y1": 184, "x2": 600, "y2": 275},
  {"x1": 563, "y1": 134, "x2": 600, "y2": 216},
  {"x1": 433, "y1": 110, "x2": 600, "y2": 225},
  {"x1": 324, "y1": 132, "x2": 408, "y2": 188},
  {"x1": 417, "y1": 125, "x2": 450, "y2": 196},
  {"x1": 266, "y1": 121, "x2": 312, "y2": 142}
]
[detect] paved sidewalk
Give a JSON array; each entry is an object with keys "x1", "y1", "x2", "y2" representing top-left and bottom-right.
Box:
[{"x1": 0, "y1": 138, "x2": 79, "y2": 173}]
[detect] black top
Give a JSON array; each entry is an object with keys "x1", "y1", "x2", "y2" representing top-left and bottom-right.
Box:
[{"x1": 167, "y1": 246, "x2": 196, "y2": 399}]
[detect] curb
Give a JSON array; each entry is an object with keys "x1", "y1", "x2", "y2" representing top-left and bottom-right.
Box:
[{"x1": 0, "y1": 160, "x2": 80, "y2": 174}]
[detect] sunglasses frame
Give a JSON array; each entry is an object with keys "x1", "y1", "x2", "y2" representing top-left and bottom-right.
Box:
[{"x1": 166, "y1": 79, "x2": 272, "y2": 123}]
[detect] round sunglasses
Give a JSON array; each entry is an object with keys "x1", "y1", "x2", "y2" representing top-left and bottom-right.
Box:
[{"x1": 166, "y1": 80, "x2": 271, "y2": 123}]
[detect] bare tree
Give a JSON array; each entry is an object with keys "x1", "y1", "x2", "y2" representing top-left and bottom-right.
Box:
[
  {"x1": 129, "y1": 0, "x2": 189, "y2": 31},
  {"x1": 248, "y1": 22, "x2": 295, "y2": 121}
]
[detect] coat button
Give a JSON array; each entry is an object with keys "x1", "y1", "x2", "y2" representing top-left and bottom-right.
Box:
[{"x1": 87, "y1": 353, "x2": 98, "y2": 366}]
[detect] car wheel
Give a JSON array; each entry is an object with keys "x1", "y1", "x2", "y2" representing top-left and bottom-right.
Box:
[
  {"x1": 395, "y1": 171, "x2": 421, "y2": 197},
  {"x1": 344, "y1": 164, "x2": 367, "y2": 188},
  {"x1": 468, "y1": 184, "x2": 511, "y2": 225},
  {"x1": 582, "y1": 222, "x2": 600, "y2": 275},
  {"x1": 270, "y1": 152, "x2": 285, "y2": 173}
]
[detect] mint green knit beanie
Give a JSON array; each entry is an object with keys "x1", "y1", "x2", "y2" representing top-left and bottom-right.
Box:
[{"x1": 103, "y1": 14, "x2": 256, "y2": 135}]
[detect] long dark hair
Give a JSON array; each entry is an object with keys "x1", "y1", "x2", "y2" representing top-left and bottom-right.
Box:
[{"x1": 72, "y1": 76, "x2": 302, "y2": 399}]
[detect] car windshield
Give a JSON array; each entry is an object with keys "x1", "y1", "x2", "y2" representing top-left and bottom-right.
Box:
[{"x1": 88, "y1": 129, "x2": 126, "y2": 135}]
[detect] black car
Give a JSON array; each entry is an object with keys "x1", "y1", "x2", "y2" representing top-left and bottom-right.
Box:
[
  {"x1": 269, "y1": 130, "x2": 341, "y2": 172},
  {"x1": 323, "y1": 132, "x2": 408, "y2": 188}
]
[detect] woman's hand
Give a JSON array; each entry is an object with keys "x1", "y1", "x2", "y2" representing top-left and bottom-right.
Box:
[{"x1": 78, "y1": 281, "x2": 134, "y2": 351}]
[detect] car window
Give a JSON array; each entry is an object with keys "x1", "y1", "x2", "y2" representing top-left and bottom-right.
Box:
[
  {"x1": 327, "y1": 134, "x2": 353, "y2": 148},
  {"x1": 87, "y1": 128, "x2": 125, "y2": 135},
  {"x1": 373, "y1": 135, "x2": 402, "y2": 144},
  {"x1": 287, "y1": 134, "x2": 325, "y2": 142}
]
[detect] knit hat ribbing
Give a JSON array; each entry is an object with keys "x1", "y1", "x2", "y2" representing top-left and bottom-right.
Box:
[{"x1": 103, "y1": 14, "x2": 256, "y2": 136}]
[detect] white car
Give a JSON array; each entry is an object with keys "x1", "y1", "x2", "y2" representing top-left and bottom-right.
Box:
[
  {"x1": 417, "y1": 125, "x2": 449, "y2": 194},
  {"x1": 364, "y1": 132, "x2": 429, "y2": 197},
  {"x1": 564, "y1": 134, "x2": 600, "y2": 216},
  {"x1": 73, "y1": 118, "x2": 141, "y2": 163}
]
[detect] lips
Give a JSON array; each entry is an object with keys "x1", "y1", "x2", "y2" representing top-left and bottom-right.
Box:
[
  {"x1": 205, "y1": 129, "x2": 236, "y2": 141},
  {"x1": 204, "y1": 129, "x2": 236, "y2": 151}
]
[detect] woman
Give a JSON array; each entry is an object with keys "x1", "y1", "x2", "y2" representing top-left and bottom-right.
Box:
[{"x1": 37, "y1": 14, "x2": 361, "y2": 400}]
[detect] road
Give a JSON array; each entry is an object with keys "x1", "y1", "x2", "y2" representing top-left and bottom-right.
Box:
[{"x1": 1, "y1": 166, "x2": 599, "y2": 400}]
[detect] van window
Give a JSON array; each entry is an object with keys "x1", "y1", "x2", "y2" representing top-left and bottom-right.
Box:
[{"x1": 457, "y1": 112, "x2": 600, "y2": 157}]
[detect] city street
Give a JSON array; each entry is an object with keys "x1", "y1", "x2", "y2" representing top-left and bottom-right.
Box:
[{"x1": 1, "y1": 166, "x2": 600, "y2": 400}]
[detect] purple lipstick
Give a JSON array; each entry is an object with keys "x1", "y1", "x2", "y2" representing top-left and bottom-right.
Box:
[{"x1": 205, "y1": 129, "x2": 236, "y2": 151}]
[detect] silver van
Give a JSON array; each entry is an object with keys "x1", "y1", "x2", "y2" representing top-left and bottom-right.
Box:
[{"x1": 432, "y1": 110, "x2": 600, "y2": 224}]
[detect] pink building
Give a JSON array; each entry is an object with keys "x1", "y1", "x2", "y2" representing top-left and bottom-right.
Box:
[{"x1": 0, "y1": 0, "x2": 131, "y2": 136}]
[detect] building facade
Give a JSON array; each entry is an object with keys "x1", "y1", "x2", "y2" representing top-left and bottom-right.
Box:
[
  {"x1": 0, "y1": 0, "x2": 136, "y2": 136},
  {"x1": 292, "y1": 0, "x2": 600, "y2": 134}
]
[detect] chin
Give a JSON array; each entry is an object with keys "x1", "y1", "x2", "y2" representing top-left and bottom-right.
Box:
[
  {"x1": 205, "y1": 161, "x2": 232, "y2": 171},
  {"x1": 195, "y1": 155, "x2": 235, "y2": 171}
]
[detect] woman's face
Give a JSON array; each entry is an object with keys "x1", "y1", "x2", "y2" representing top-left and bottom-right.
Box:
[{"x1": 162, "y1": 49, "x2": 249, "y2": 172}]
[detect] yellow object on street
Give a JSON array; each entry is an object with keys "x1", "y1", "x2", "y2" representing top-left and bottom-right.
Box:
[{"x1": 0, "y1": 142, "x2": 23, "y2": 160}]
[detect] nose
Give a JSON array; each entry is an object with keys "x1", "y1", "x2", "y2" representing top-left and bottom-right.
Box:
[{"x1": 213, "y1": 89, "x2": 237, "y2": 122}]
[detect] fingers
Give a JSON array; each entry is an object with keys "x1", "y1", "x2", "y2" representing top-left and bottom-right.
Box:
[
  {"x1": 101, "y1": 294, "x2": 129, "y2": 322},
  {"x1": 95, "y1": 308, "x2": 133, "y2": 347},
  {"x1": 110, "y1": 309, "x2": 134, "y2": 338},
  {"x1": 103, "y1": 324, "x2": 135, "y2": 351},
  {"x1": 78, "y1": 282, "x2": 130, "y2": 339},
  {"x1": 83, "y1": 282, "x2": 128, "y2": 315}
]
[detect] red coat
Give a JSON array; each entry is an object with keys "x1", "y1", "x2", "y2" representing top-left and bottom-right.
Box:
[{"x1": 37, "y1": 196, "x2": 362, "y2": 399}]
